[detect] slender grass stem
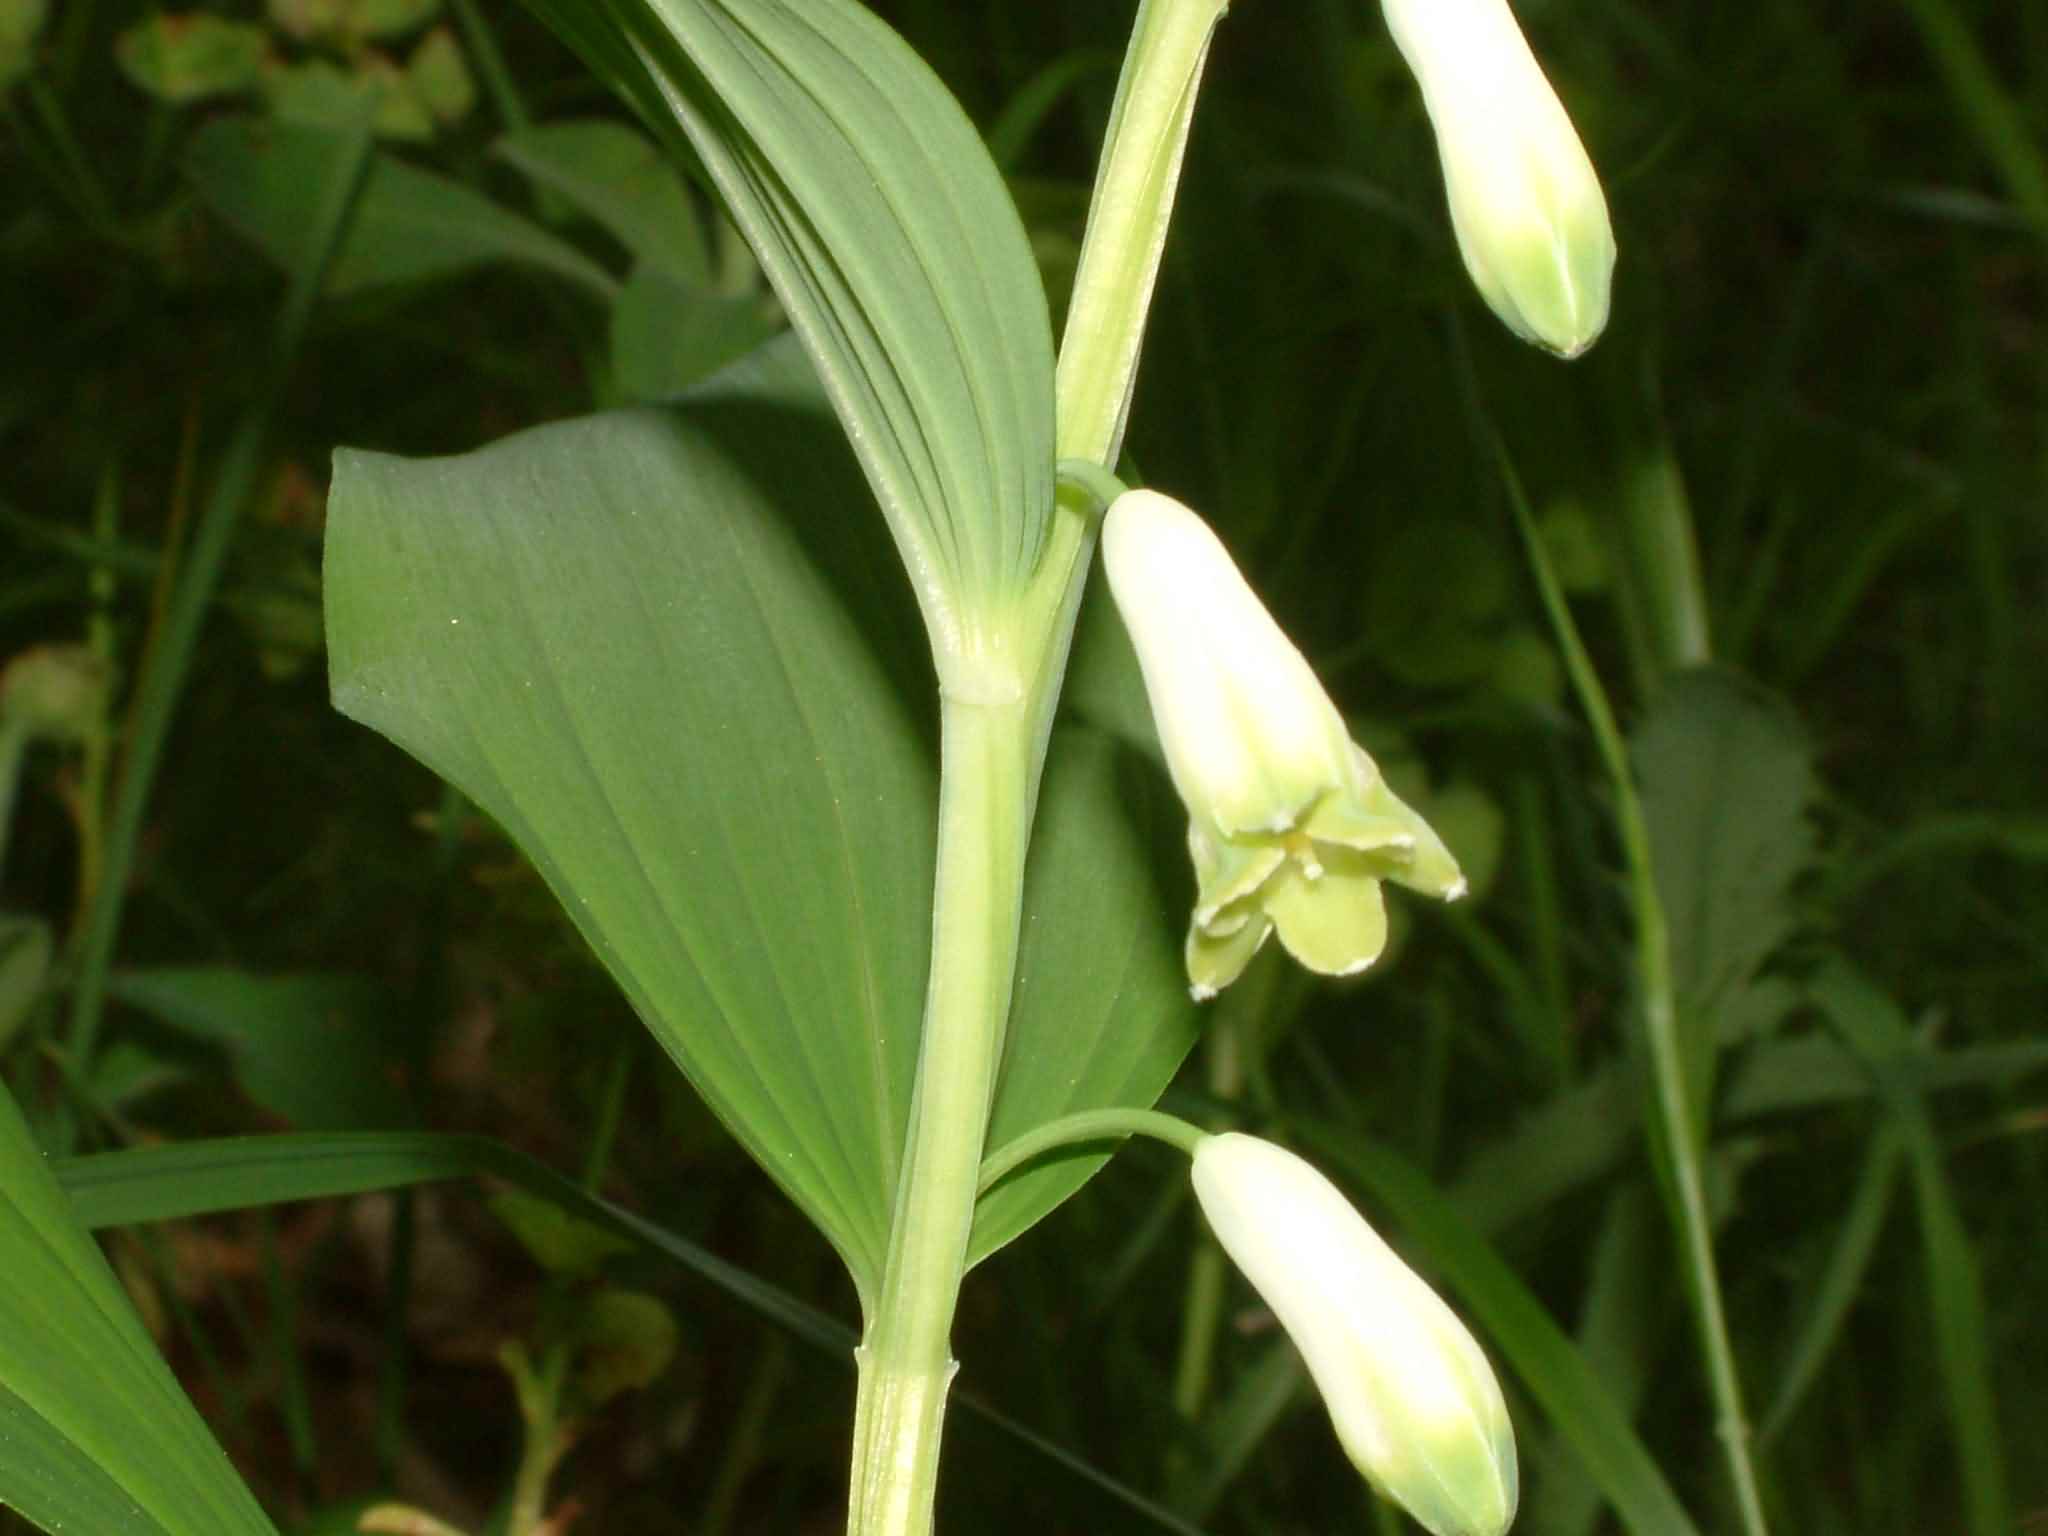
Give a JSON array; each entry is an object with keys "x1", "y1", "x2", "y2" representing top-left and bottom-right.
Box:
[
  {"x1": 1496, "y1": 443, "x2": 1771, "y2": 1536},
  {"x1": 60, "y1": 116, "x2": 377, "y2": 1128}
]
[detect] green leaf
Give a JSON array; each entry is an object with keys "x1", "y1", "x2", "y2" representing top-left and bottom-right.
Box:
[
  {"x1": 185, "y1": 117, "x2": 617, "y2": 300},
  {"x1": 406, "y1": 26, "x2": 474, "y2": 126},
  {"x1": 328, "y1": 340, "x2": 1199, "y2": 1291},
  {"x1": 1810, "y1": 962, "x2": 2012, "y2": 1536},
  {"x1": 609, "y1": 264, "x2": 779, "y2": 402},
  {"x1": 1633, "y1": 667, "x2": 1814, "y2": 1131},
  {"x1": 106, "y1": 967, "x2": 410, "y2": 1130},
  {"x1": 487, "y1": 1186, "x2": 634, "y2": 1275},
  {"x1": 0, "y1": 915, "x2": 51, "y2": 1051},
  {"x1": 512, "y1": 0, "x2": 1055, "y2": 636},
  {"x1": 571, "y1": 1289, "x2": 680, "y2": 1407},
  {"x1": 495, "y1": 118, "x2": 714, "y2": 287},
  {"x1": 327, "y1": 340, "x2": 937, "y2": 1299},
  {"x1": 971, "y1": 729, "x2": 1197, "y2": 1263},
  {"x1": 0, "y1": 1087, "x2": 277, "y2": 1536},
  {"x1": 114, "y1": 14, "x2": 266, "y2": 104},
  {"x1": 0, "y1": 0, "x2": 47, "y2": 90},
  {"x1": 1297, "y1": 1123, "x2": 1705, "y2": 1536},
  {"x1": 262, "y1": 54, "x2": 438, "y2": 142}
]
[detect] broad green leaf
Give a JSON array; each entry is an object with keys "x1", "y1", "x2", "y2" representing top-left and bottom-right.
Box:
[
  {"x1": 328, "y1": 340, "x2": 937, "y2": 1299},
  {"x1": 971, "y1": 729, "x2": 1198, "y2": 1264},
  {"x1": 328, "y1": 340, "x2": 1201, "y2": 1292},
  {"x1": 1633, "y1": 667, "x2": 1814, "y2": 1135},
  {"x1": 185, "y1": 117, "x2": 617, "y2": 300},
  {"x1": 0, "y1": 1087, "x2": 277, "y2": 1536},
  {"x1": 511, "y1": 0, "x2": 1055, "y2": 635},
  {"x1": 1297, "y1": 1123, "x2": 1704, "y2": 1536},
  {"x1": 609, "y1": 263, "x2": 780, "y2": 402},
  {"x1": 106, "y1": 967, "x2": 410, "y2": 1130},
  {"x1": 54, "y1": 1132, "x2": 1216, "y2": 1536},
  {"x1": 495, "y1": 118, "x2": 714, "y2": 286}
]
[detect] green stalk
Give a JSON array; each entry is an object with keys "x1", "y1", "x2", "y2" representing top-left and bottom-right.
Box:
[
  {"x1": 849, "y1": 695, "x2": 1032, "y2": 1536},
  {"x1": 846, "y1": 6, "x2": 1231, "y2": 1529},
  {"x1": 1019, "y1": 0, "x2": 1231, "y2": 786},
  {"x1": 1498, "y1": 446, "x2": 1770, "y2": 1536}
]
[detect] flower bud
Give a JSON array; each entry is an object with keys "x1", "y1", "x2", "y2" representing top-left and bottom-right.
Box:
[
  {"x1": 1382, "y1": 0, "x2": 1614, "y2": 357},
  {"x1": 1192, "y1": 1133, "x2": 1518, "y2": 1536},
  {"x1": 1100, "y1": 489, "x2": 1463, "y2": 999}
]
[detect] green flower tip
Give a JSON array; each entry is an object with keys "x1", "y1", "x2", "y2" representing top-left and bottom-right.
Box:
[
  {"x1": 1382, "y1": 0, "x2": 1615, "y2": 358},
  {"x1": 1099, "y1": 490, "x2": 1465, "y2": 1001}
]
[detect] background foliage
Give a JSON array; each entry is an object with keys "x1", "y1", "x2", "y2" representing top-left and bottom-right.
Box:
[{"x1": 2, "y1": 0, "x2": 2044, "y2": 1533}]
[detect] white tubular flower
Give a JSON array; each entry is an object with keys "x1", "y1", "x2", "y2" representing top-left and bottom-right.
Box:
[
  {"x1": 1382, "y1": 0, "x2": 1615, "y2": 357},
  {"x1": 1101, "y1": 489, "x2": 1464, "y2": 1000},
  {"x1": 1192, "y1": 1133, "x2": 1518, "y2": 1536}
]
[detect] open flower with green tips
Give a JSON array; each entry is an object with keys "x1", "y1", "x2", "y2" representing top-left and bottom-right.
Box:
[
  {"x1": 1100, "y1": 489, "x2": 1464, "y2": 999},
  {"x1": 1382, "y1": 0, "x2": 1615, "y2": 357},
  {"x1": 1192, "y1": 1133, "x2": 1519, "y2": 1536}
]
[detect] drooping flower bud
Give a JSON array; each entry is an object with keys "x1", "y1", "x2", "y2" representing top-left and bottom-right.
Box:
[
  {"x1": 1381, "y1": 0, "x2": 1614, "y2": 357},
  {"x1": 1192, "y1": 1133, "x2": 1518, "y2": 1536},
  {"x1": 1100, "y1": 489, "x2": 1463, "y2": 999}
]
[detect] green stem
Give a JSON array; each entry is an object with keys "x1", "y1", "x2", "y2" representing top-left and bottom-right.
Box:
[
  {"x1": 1498, "y1": 445, "x2": 1771, "y2": 1536},
  {"x1": 846, "y1": 7, "x2": 1233, "y2": 1529},
  {"x1": 848, "y1": 695, "x2": 1033, "y2": 1536},
  {"x1": 1055, "y1": 0, "x2": 1228, "y2": 467},
  {"x1": 1170, "y1": 993, "x2": 1249, "y2": 1427},
  {"x1": 1019, "y1": 0, "x2": 1231, "y2": 792},
  {"x1": 977, "y1": 1107, "x2": 1205, "y2": 1196}
]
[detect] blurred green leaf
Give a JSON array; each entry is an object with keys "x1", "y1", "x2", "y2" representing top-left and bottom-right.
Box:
[
  {"x1": 351, "y1": 0, "x2": 439, "y2": 43},
  {"x1": 571, "y1": 1289, "x2": 679, "y2": 1407},
  {"x1": 185, "y1": 117, "x2": 616, "y2": 299},
  {"x1": 0, "y1": 1086, "x2": 278, "y2": 1536},
  {"x1": 114, "y1": 14, "x2": 266, "y2": 104},
  {"x1": 261, "y1": 53, "x2": 435, "y2": 142},
  {"x1": 265, "y1": 0, "x2": 347, "y2": 43},
  {"x1": 107, "y1": 968, "x2": 409, "y2": 1130},
  {"x1": 495, "y1": 118, "x2": 714, "y2": 287},
  {"x1": 609, "y1": 264, "x2": 779, "y2": 402},
  {"x1": 0, "y1": 0, "x2": 46, "y2": 89},
  {"x1": 1812, "y1": 962, "x2": 2012, "y2": 1536},
  {"x1": 405, "y1": 26, "x2": 473, "y2": 126},
  {"x1": 1758, "y1": 1124, "x2": 1903, "y2": 1442},
  {"x1": 0, "y1": 916, "x2": 50, "y2": 1052},
  {"x1": 1633, "y1": 668, "x2": 1814, "y2": 1136},
  {"x1": 488, "y1": 1186, "x2": 634, "y2": 1275}
]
